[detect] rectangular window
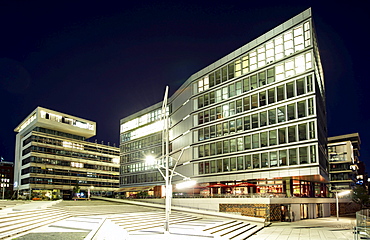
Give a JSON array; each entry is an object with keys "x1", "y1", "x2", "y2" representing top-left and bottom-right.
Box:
[
  {"x1": 204, "y1": 126, "x2": 210, "y2": 139},
  {"x1": 229, "y1": 102, "x2": 236, "y2": 116},
  {"x1": 243, "y1": 96, "x2": 250, "y2": 111},
  {"x1": 199, "y1": 145, "x2": 204, "y2": 158},
  {"x1": 236, "y1": 99, "x2": 242, "y2": 113},
  {"x1": 269, "y1": 130, "x2": 277, "y2": 146},
  {"x1": 245, "y1": 155, "x2": 252, "y2": 169},
  {"x1": 308, "y1": 98, "x2": 314, "y2": 115},
  {"x1": 198, "y1": 128, "x2": 204, "y2": 141},
  {"x1": 210, "y1": 108, "x2": 216, "y2": 121},
  {"x1": 223, "y1": 140, "x2": 230, "y2": 153},
  {"x1": 222, "y1": 104, "x2": 229, "y2": 118},
  {"x1": 199, "y1": 162, "x2": 204, "y2": 174},
  {"x1": 242, "y1": 55, "x2": 249, "y2": 74},
  {"x1": 216, "y1": 124, "x2": 222, "y2": 137},
  {"x1": 250, "y1": 74, "x2": 258, "y2": 89},
  {"x1": 215, "y1": 89, "x2": 222, "y2": 102},
  {"x1": 216, "y1": 141, "x2": 222, "y2": 154},
  {"x1": 236, "y1": 81, "x2": 242, "y2": 95},
  {"x1": 277, "y1": 85, "x2": 285, "y2": 101},
  {"x1": 252, "y1": 154, "x2": 260, "y2": 168},
  {"x1": 260, "y1": 132, "x2": 267, "y2": 147},
  {"x1": 275, "y1": 36, "x2": 284, "y2": 60},
  {"x1": 198, "y1": 96, "x2": 204, "y2": 108},
  {"x1": 244, "y1": 116, "x2": 250, "y2": 130},
  {"x1": 261, "y1": 153, "x2": 268, "y2": 168},
  {"x1": 243, "y1": 77, "x2": 250, "y2": 92},
  {"x1": 230, "y1": 157, "x2": 237, "y2": 171},
  {"x1": 244, "y1": 135, "x2": 251, "y2": 150},
  {"x1": 221, "y1": 66, "x2": 228, "y2": 82},
  {"x1": 251, "y1": 94, "x2": 258, "y2": 109},
  {"x1": 210, "y1": 92, "x2": 215, "y2": 104},
  {"x1": 296, "y1": 78, "x2": 305, "y2": 95},
  {"x1": 252, "y1": 134, "x2": 259, "y2": 149},
  {"x1": 236, "y1": 118, "x2": 243, "y2": 132},
  {"x1": 230, "y1": 139, "x2": 236, "y2": 152},
  {"x1": 258, "y1": 71, "x2": 266, "y2": 86},
  {"x1": 204, "y1": 144, "x2": 210, "y2": 156},
  {"x1": 252, "y1": 114, "x2": 259, "y2": 129},
  {"x1": 268, "y1": 109, "x2": 276, "y2": 125},
  {"x1": 286, "y1": 82, "x2": 294, "y2": 98},
  {"x1": 299, "y1": 147, "x2": 308, "y2": 164},
  {"x1": 268, "y1": 88, "x2": 275, "y2": 104},
  {"x1": 229, "y1": 84, "x2": 236, "y2": 98},
  {"x1": 297, "y1": 101, "x2": 306, "y2": 118},
  {"x1": 310, "y1": 145, "x2": 316, "y2": 163},
  {"x1": 228, "y1": 63, "x2": 235, "y2": 80},
  {"x1": 217, "y1": 159, "x2": 222, "y2": 172},
  {"x1": 209, "y1": 73, "x2": 215, "y2": 87},
  {"x1": 278, "y1": 128, "x2": 286, "y2": 144},
  {"x1": 210, "y1": 160, "x2": 216, "y2": 173},
  {"x1": 278, "y1": 106, "x2": 286, "y2": 123},
  {"x1": 222, "y1": 87, "x2": 228, "y2": 100},
  {"x1": 287, "y1": 104, "x2": 296, "y2": 120},
  {"x1": 229, "y1": 120, "x2": 235, "y2": 133},
  {"x1": 235, "y1": 60, "x2": 242, "y2": 78},
  {"x1": 307, "y1": 75, "x2": 313, "y2": 92},
  {"x1": 198, "y1": 112, "x2": 204, "y2": 124},
  {"x1": 223, "y1": 158, "x2": 229, "y2": 171},
  {"x1": 267, "y1": 67, "x2": 275, "y2": 84},
  {"x1": 237, "y1": 156, "x2": 244, "y2": 170},
  {"x1": 237, "y1": 137, "x2": 243, "y2": 151},
  {"x1": 309, "y1": 121, "x2": 315, "y2": 139},
  {"x1": 279, "y1": 150, "x2": 287, "y2": 166},
  {"x1": 204, "y1": 109, "x2": 210, "y2": 123},
  {"x1": 215, "y1": 69, "x2": 221, "y2": 84},
  {"x1": 204, "y1": 93, "x2": 209, "y2": 106},
  {"x1": 298, "y1": 123, "x2": 307, "y2": 141},
  {"x1": 270, "y1": 151, "x2": 277, "y2": 167},
  {"x1": 223, "y1": 122, "x2": 229, "y2": 135},
  {"x1": 216, "y1": 106, "x2": 222, "y2": 119},
  {"x1": 259, "y1": 91, "x2": 266, "y2": 106},
  {"x1": 289, "y1": 148, "x2": 297, "y2": 165},
  {"x1": 288, "y1": 126, "x2": 296, "y2": 143},
  {"x1": 260, "y1": 111, "x2": 267, "y2": 127},
  {"x1": 266, "y1": 41, "x2": 274, "y2": 63},
  {"x1": 210, "y1": 142, "x2": 216, "y2": 155}
]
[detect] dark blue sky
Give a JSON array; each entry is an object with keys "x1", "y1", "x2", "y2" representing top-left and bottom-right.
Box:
[{"x1": 0, "y1": 1, "x2": 369, "y2": 171}]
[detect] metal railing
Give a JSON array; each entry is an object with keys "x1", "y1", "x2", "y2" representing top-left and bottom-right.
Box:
[{"x1": 354, "y1": 209, "x2": 370, "y2": 240}]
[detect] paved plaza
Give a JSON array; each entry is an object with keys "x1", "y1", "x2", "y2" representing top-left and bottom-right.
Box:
[{"x1": 0, "y1": 199, "x2": 359, "y2": 240}]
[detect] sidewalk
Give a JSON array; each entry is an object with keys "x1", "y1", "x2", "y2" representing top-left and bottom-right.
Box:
[{"x1": 249, "y1": 216, "x2": 356, "y2": 240}]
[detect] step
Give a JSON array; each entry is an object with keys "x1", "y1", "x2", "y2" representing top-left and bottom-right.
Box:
[{"x1": 231, "y1": 225, "x2": 263, "y2": 240}]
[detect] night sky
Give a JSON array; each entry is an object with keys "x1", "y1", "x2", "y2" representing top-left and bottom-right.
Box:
[{"x1": 0, "y1": 1, "x2": 369, "y2": 171}]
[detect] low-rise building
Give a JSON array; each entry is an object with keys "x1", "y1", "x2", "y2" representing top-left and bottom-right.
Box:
[{"x1": 14, "y1": 107, "x2": 119, "y2": 200}]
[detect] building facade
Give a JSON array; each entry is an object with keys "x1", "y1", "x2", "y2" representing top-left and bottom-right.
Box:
[
  {"x1": 119, "y1": 9, "x2": 330, "y2": 220},
  {"x1": 14, "y1": 107, "x2": 120, "y2": 200},
  {"x1": 328, "y1": 133, "x2": 362, "y2": 191},
  {"x1": 0, "y1": 159, "x2": 14, "y2": 199}
]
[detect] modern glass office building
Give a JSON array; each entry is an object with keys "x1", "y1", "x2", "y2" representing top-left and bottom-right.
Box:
[
  {"x1": 119, "y1": 8, "x2": 330, "y2": 220},
  {"x1": 14, "y1": 107, "x2": 120, "y2": 200}
]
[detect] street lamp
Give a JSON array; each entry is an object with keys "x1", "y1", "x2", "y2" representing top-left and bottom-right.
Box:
[{"x1": 335, "y1": 190, "x2": 351, "y2": 221}]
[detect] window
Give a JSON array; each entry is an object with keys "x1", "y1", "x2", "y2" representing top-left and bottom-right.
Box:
[
  {"x1": 198, "y1": 128, "x2": 204, "y2": 141},
  {"x1": 297, "y1": 101, "x2": 306, "y2": 118},
  {"x1": 216, "y1": 142, "x2": 222, "y2": 154},
  {"x1": 242, "y1": 97, "x2": 250, "y2": 112},
  {"x1": 253, "y1": 154, "x2": 260, "y2": 168},
  {"x1": 260, "y1": 132, "x2": 267, "y2": 147},
  {"x1": 237, "y1": 137, "x2": 244, "y2": 151},
  {"x1": 259, "y1": 91, "x2": 266, "y2": 106},
  {"x1": 199, "y1": 145, "x2": 204, "y2": 157},
  {"x1": 287, "y1": 104, "x2": 295, "y2": 120},
  {"x1": 210, "y1": 108, "x2": 216, "y2": 121},
  {"x1": 278, "y1": 106, "x2": 286, "y2": 123},
  {"x1": 251, "y1": 94, "x2": 258, "y2": 109},
  {"x1": 223, "y1": 122, "x2": 229, "y2": 135},
  {"x1": 204, "y1": 145, "x2": 210, "y2": 156},
  {"x1": 230, "y1": 157, "x2": 237, "y2": 171},
  {"x1": 245, "y1": 155, "x2": 252, "y2": 169},
  {"x1": 236, "y1": 81, "x2": 242, "y2": 95},
  {"x1": 230, "y1": 139, "x2": 236, "y2": 152},
  {"x1": 223, "y1": 140, "x2": 230, "y2": 153},
  {"x1": 270, "y1": 151, "x2": 277, "y2": 167},
  {"x1": 278, "y1": 128, "x2": 286, "y2": 144},
  {"x1": 237, "y1": 156, "x2": 244, "y2": 170},
  {"x1": 217, "y1": 159, "x2": 222, "y2": 172},
  {"x1": 198, "y1": 96, "x2": 204, "y2": 108},
  {"x1": 289, "y1": 148, "x2": 297, "y2": 165},
  {"x1": 236, "y1": 118, "x2": 243, "y2": 132},
  {"x1": 259, "y1": 71, "x2": 266, "y2": 86},
  {"x1": 223, "y1": 158, "x2": 229, "y2": 171},
  {"x1": 229, "y1": 84, "x2": 236, "y2": 97},
  {"x1": 298, "y1": 124, "x2": 307, "y2": 141},
  {"x1": 243, "y1": 77, "x2": 250, "y2": 93},
  {"x1": 244, "y1": 135, "x2": 251, "y2": 150},
  {"x1": 269, "y1": 130, "x2": 277, "y2": 146},
  {"x1": 252, "y1": 114, "x2": 259, "y2": 129},
  {"x1": 288, "y1": 126, "x2": 296, "y2": 143},
  {"x1": 216, "y1": 124, "x2": 222, "y2": 137},
  {"x1": 244, "y1": 116, "x2": 250, "y2": 130},
  {"x1": 221, "y1": 66, "x2": 228, "y2": 82},
  {"x1": 267, "y1": 68, "x2": 275, "y2": 84},
  {"x1": 286, "y1": 82, "x2": 294, "y2": 98},
  {"x1": 268, "y1": 109, "x2": 276, "y2": 125},
  {"x1": 260, "y1": 111, "x2": 267, "y2": 127},
  {"x1": 299, "y1": 147, "x2": 308, "y2": 164},
  {"x1": 310, "y1": 145, "x2": 316, "y2": 163},
  {"x1": 279, "y1": 150, "x2": 287, "y2": 166},
  {"x1": 296, "y1": 78, "x2": 305, "y2": 95},
  {"x1": 252, "y1": 134, "x2": 259, "y2": 149},
  {"x1": 250, "y1": 74, "x2": 258, "y2": 89},
  {"x1": 275, "y1": 36, "x2": 284, "y2": 60},
  {"x1": 261, "y1": 153, "x2": 268, "y2": 168},
  {"x1": 268, "y1": 88, "x2": 275, "y2": 104},
  {"x1": 277, "y1": 85, "x2": 285, "y2": 101}
]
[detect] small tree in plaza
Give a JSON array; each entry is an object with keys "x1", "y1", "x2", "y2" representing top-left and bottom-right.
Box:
[{"x1": 352, "y1": 185, "x2": 370, "y2": 209}]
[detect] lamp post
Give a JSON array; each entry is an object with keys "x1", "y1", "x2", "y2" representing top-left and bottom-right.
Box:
[
  {"x1": 335, "y1": 190, "x2": 351, "y2": 221},
  {"x1": 145, "y1": 86, "x2": 195, "y2": 234}
]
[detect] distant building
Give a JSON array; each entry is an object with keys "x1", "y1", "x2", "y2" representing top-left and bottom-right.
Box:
[
  {"x1": 328, "y1": 133, "x2": 363, "y2": 190},
  {"x1": 119, "y1": 8, "x2": 332, "y2": 221},
  {"x1": 14, "y1": 107, "x2": 119, "y2": 200},
  {"x1": 0, "y1": 158, "x2": 14, "y2": 199}
]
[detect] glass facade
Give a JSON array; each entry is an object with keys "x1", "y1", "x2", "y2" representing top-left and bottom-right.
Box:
[{"x1": 119, "y1": 9, "x2": 328, "y2": 198}]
